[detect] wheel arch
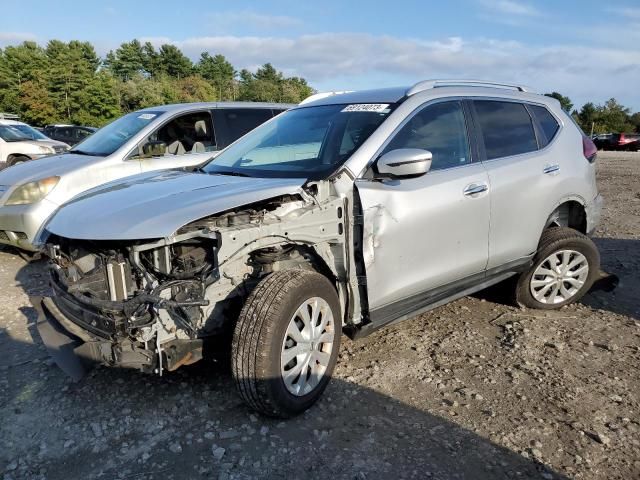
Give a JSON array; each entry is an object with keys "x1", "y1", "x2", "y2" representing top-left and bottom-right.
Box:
[
  {"x1": 7, "y1": 153, "x2": 32, "y2": 166},
  {"x1": 543, "y1": 197, "x2": 587, "y2": 234},
  {"x1": 247, "y1": 242, "x2": 341, "y2": 291}
]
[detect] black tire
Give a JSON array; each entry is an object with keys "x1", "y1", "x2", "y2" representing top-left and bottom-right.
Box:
[
  {"x1": 231, "y1": 269, "x2": 341, "y2": 418},
  {"x1": 515, "y1": 227, "x2": 600, "y2": 309},
  {"x1": 8, "y1": 155, "x2": 30, "y2": 166}
]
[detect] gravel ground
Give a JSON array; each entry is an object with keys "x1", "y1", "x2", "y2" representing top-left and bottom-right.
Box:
[{"x1": 1, "y1": 151, "x2": 638, "y2": 480}]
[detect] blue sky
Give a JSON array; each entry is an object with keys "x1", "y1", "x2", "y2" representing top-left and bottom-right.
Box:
[{"x1": 2, "y1": 0, "x2": 639, "y2": 110}]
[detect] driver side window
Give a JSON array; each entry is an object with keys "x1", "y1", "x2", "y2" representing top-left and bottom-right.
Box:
[
  {"x1": 132, "y1": 111, "x2": 216, "y2": 159},
  {"x1": 384, "y1": 101, "x2": 471, "y2": 171}
]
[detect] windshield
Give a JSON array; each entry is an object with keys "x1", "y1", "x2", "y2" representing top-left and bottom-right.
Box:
[
  {"x1": 71, "y1": 111, "x2": 164, "y2": 156},
  {"x1": 202, "y1": 104, "x2": 393, "y2": 179},
  {"x1": 0, "y1": 124, "x2": 47, "y2": 142}
]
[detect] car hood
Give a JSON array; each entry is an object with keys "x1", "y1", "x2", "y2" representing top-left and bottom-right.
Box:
[
  {"x1": 0, "y1": 153, "x2": 103, "y2": 185},
  {"x1": 45, "y1": 169, "x2": 306, "y2": 240},
  {"x1": 30, "y1": 139, "x2": 69, "y2": 148}
]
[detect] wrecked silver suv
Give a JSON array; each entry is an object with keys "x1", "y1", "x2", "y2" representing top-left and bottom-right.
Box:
[{"x1": 36, "y1": 80, "x2": 603, "y2": 417}]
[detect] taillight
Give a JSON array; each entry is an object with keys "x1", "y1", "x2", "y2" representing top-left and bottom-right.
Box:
[{"x1": 583, "y1": 136, "x2": 597, "y2": 163}]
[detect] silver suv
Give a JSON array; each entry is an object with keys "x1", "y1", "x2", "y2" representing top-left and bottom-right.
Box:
[{"x1": 35, "y1": 80, "x2": 603, "y2": 417}]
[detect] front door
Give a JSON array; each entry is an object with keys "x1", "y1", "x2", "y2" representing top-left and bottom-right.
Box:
[
  {"x1": 133, "y1": 110, "x2": 219, "y2": 172},
  {"x1": 355, "y1": 100, "x2": 491, "y2": 313}
]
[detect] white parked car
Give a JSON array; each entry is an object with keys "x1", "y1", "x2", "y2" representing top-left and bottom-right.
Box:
[
  {"x1": 0, "y1": 119, "x2": 70, "y2": 167},
  {"x1": 0, "y1": 102, "x2": 292, "y2": 251}
]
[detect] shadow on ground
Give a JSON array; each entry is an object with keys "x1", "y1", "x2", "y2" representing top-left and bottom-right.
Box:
[{"x1": 1, "y1": 329, "x2": 566, "y2": 480}]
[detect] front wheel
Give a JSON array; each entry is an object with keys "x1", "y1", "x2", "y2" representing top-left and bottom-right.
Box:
[
  {"x1": 231, "y1": 269, "x2": 341, "y2": 418},
  {"x1": 515, "y1": 227, "x2": 600, "y2": 309},
  {"x1": 8, "y1": 155, "x2": 30, "y2": 166}
]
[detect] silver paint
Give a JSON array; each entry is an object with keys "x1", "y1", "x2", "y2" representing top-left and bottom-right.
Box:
[{"x1": 45, "y1": 170, "x2": 306, "y2": 240}]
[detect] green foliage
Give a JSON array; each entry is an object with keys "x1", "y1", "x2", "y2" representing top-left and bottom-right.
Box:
[
  {"x1": 238, "y1": 63, "x2": 313, "y2": 103},
  {"x1": 630, "y1": 113, "x2": 640, "y2": 134},
  {"x1": 157, "y1": 44, "x2": 193, "y2": 78},
  {"x1": 574, "y1": 98, "x2": 636, "y2": 134},
  {"x1": 544, "y1": 92, "x2": 573, "y2": 112},
  {"x1": 196, "y1": 53, "x2": 235, "y2": 100},
  {"x1": 0, "y1": 38, "x2": 317, "y2": 127}
]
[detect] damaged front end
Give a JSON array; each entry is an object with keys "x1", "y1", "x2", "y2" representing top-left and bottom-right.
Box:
[
  {"x1": 36, "y1": 191, "x2": 351, "y2": 380},
  {"x1": 37, "y1": 234, "x2": 218, "y2": 378}
]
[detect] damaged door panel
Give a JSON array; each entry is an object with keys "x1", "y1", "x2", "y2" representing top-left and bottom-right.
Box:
[{"x1": 355, "y1": 163, "x2": 490, "y2": 311}]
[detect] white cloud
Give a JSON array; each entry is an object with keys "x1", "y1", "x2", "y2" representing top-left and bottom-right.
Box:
[
  {"x1": 0, "y1": 32, "x2": 37, "y2": 47},
  {"x1": 206, "y1": 10, "x2": 303, "y2": 31},
  {"x1": 141, "y1": 32, "x2": 640, "y2": 109},
  {"x1": 478, "y1": 0, "x2": 541, "y2": 17}
]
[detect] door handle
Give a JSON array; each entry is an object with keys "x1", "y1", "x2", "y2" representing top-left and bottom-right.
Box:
[
  {"x1": 543, "y1": 164, "x2": 560, "y2": 175},
  {"x1": 463, "y1": 183, "x2": 488, "y2": 196}
]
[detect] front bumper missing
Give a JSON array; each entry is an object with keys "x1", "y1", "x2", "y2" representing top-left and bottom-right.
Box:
[
  {"x1": 32, "y1": 296, "x2": 109, "y2": 381},
  {"x1": 32, "y1": 293, "x2": 205, "y2": 381},
  {"x1": 32, "y1": 295, "x2": 157, "y2": 380}
]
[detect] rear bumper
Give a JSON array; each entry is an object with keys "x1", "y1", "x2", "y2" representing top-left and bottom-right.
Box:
[{"x1": 586, "y1": 193, "x2": 603, "y2": 235}]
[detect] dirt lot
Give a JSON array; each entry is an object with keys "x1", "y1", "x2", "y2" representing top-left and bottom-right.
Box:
[{"x1": 1, "y1": 151, "x2": 638, "y2": 480}]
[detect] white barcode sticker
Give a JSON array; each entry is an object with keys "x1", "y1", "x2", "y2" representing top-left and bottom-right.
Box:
[
  {"x1": 138, "y1": 113, "x2": 156, "y2": 120},
  {"x1": 341, "y1": 104, "x2": 390, "y2": 113}
]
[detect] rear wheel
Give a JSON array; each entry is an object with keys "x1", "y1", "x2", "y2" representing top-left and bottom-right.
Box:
[
  {"x1": 515, "y1": 227, "x2": 599, "y2": 309},
  {"x1": 231, "y1": 269, "x2": 341, "y2": 418}
]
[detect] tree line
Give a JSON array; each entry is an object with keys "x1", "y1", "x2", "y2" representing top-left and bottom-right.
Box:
[
  {"x1": 0, "y1": 39, "x2": 314, "y2": 127},
  {"x1": 545, "y1": 92, "x2": 640, "y2": 135},
  {"x1": 1, "y1": 39, "x2": 638, "y2": 134}
]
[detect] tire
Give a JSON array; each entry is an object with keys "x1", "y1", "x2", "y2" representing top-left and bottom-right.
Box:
[
  {"x1": 231, "y1": 269, "x2": 341, "y2": 418},
  {"x1": 515, "y1": 227, "x2": 600, "y2": 309},
  {"x1": 8, "y1": 155, "x2": 29, "y2": 166}
]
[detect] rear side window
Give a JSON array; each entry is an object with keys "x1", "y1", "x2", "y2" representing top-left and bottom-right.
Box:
[
  {"x1": 474, "y1": 100, "x2": 538, "y2": 160},
  {"x1": 222, "y1": 109, "x2": 273, "y2": 142},
  {"x1": 530, "y1": 105, "x2": 560, "y2": 147}
]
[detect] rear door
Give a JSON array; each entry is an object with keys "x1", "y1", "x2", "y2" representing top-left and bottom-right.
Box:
[
  {"x1": 472, "y1": 99, "x2": 557, "y2": 268},
  {"x1": 212, "y1": 108, "x2": 274, "y2": 148}
]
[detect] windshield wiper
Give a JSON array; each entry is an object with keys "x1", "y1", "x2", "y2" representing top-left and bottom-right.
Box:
[
  {"x1": 209, "y1": 170, "x2": 251, "y2": 177},
  {"x1": 70, "y1": 150, "x2": 95, "y2": 156}
]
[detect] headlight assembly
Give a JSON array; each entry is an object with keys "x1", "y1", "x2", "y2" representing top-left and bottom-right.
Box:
[
  {"x1": 5, "y1": 176, "x2": 60, "y2": 205},
  {"x1": 38, "y1": 145, "x2": 54, "y2": 154}
]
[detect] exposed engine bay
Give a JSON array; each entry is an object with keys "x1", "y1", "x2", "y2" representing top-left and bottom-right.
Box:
[{"x1": 42, "y1": 190, "x2": 356, "y2": 375}]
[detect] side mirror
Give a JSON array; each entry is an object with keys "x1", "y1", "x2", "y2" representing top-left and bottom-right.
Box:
[
  {"x1": 376, "y1": 148, "x2": 432, "y2": 179},
  {"x1": 141, "y1": 141, "x2": 167, "y2": 158}
]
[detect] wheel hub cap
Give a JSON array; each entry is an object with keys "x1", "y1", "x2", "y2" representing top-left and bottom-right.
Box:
[
  {"x1": 530, "y1": 249, "x2": 589, "y2": 304},
  {"x1": 281, "y1": 297, "x2": 335, "y2": 396}
]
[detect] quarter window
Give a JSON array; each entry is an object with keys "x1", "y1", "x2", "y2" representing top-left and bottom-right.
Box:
[
  {"x1": 529, "y1": 105, "x2": 560, "y2": 147},
  {"x1": 474, "y1": 101, "x2": 538, "y2": 160},
  {"x1": 384, "y1": 101, "x2": 471, "y2": 171}
]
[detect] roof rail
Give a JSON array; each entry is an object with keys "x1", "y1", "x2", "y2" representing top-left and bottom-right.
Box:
[
  {"x1": 0, "y1": 112, "x2": 20, "y2": 120},
  {"x1": 406, "y1": 79, "x2": 535, "y2": 97},
  {"x1": 299, "y1": 90, "x2": 354, "y2": 105}
]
